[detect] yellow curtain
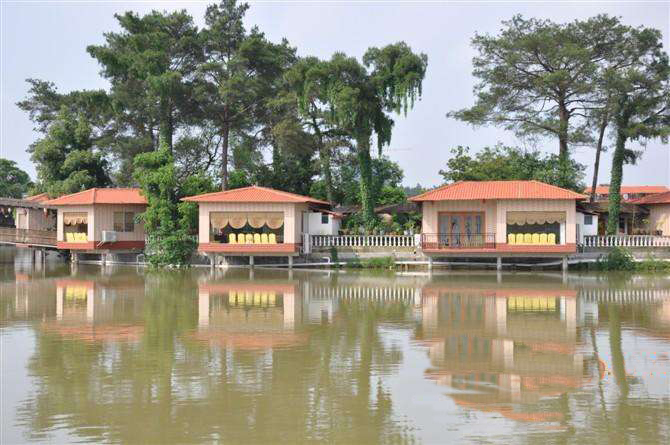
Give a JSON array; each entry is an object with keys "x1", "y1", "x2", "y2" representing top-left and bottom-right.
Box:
[
  {"x1": 266, "y1": 213, "x2": 284, "y2": 229},
  {"x1": 248, "y1": 212, "x2": 267, "y2": 229},
  {"x1": 63, "y1": 212, "x2": 88, "y2": 225},
  {"x1": 507, "y1": 211, "x2": 565, "y2": 225},
  {"x1": 229, "y1": 214, "x2": 247, "y2": 229},
  {"x1": 210, "y1": 213, "x2": 230, "y2": 229}
]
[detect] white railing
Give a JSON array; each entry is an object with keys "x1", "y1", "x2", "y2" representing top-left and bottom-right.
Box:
[
  {"x1": 582, "y1": 235, "x2": 670, "y2": 248},
  {"x1": 309, "y1": 234, "x2": 417, "y2": 249}
]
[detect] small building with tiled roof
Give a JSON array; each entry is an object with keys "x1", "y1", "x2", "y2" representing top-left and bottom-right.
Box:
[
  {"x1": 632, "y1": 191, "x2": 670, "y2": 236},
  {"x1": 409, "y1": 180, "x2": 586, "y2": 257},
  {"x1": 3, "y1": 193, "x2": 57, "y2": 233},
  {"x1": 44, "y1": 188, "x2": 148, "y2": 253},
  {"x1": 585, "y1": 185, "x2": 669, "y2": 202},
  {"x1": 182, "y1": 185, "x2": 335, "y2": 258}
]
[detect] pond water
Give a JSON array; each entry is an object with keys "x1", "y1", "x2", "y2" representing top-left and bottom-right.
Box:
[{"x1": 1, "y1": 250, "x2": 669, "y2": 444}]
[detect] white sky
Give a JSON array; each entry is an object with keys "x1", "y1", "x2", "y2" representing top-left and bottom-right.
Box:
[{"x1": 1, "y1": 0, "x2": 669, "y2": 188}]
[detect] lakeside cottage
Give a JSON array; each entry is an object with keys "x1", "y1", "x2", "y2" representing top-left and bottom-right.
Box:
[
  {"x1": 633, "y1": 191, "x2": 670, "y2": 236},
  {"x1": 182, "y1": 186, "x2": 335, "y2": 261},
  {"x1": 409, "y1": 180, "x2": 586, "y2": 257},
  {"x1": 44, "y1": 188, "x2": 148, "y2": 253}
]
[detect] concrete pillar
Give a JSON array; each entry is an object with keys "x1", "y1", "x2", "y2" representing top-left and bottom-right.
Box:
[
  {"x1": 101, "y1": 253, "x2": 107, "y2": 266},
  {"x1": 496, "y1": 256, "x2": 502, "y2": 271},
  {"x1": 288, "y1": 256, "x2": 293, "y2": 269},
  {"x1": 249, "y1": 255, "x2": 255, "y2": 267},
  {"x1": 427, "y1": 256, "x2": 433, "y2": 271},
  {"x1": 562, "y1": 256, "x2": 568, "y2": 272},
  {"x1": 209, "y1": 254, "x2": 215, "y2": 269}
]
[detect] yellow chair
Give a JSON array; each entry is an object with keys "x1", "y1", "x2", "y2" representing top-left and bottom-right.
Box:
[
  {"x1": 523, "y1": 233, "x2": 532, "y2": 244},
  {"x1": 532, "y1": 233, "x2": 540, "y2": 245},
  {"x1": 548, "y1": 233, "x2": 556, "y2": 245},
  {"x1": 514, "y1": 233, "x2": 523, "y2": 244},
  {"x1": 254, "y1": 233, "x2": 262, "y2": 244},
  {"x1": 65, "y1": 233, "x2": 74, "y2": 242},
  {"x1": 228, "y1": 233, "x2": 237, "y2": 244},
  {"x1": 508, "y1": 233, "x2": 515, "y2": 244},
  {"x1": 268, "y1": 233, "x2": 277, "y2": 244},
  {"x1": 245, "y1": 234, "x2": 253, "y2": 244},
  {"x1": 539, "y1": 233, "x2": 548, "y2": 245},
  {"x1": 261, "y1": 233, "x2": 269, "y2": 244}
]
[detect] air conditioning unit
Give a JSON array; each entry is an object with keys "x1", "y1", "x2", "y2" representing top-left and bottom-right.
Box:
[{"x1": 102, "y1": 231, "x2": 117, "y2": 242}]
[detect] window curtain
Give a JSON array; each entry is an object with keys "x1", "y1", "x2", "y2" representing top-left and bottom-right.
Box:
[
  {"x1": 507, "y1": 211, "x2": 565, "y2": 225},
  {"x1": 210, "y1": 212, "x2": 284, "y2": 229},
  {"x1": 63, "y1": 212, "x2": 88, "y2": 225}
]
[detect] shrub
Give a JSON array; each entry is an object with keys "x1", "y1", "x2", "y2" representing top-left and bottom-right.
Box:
[{"x1": 598, "y1": 247, "x2": 635, "y2": 271}]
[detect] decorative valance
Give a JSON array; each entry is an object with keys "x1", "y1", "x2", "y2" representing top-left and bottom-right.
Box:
[
  {"x1": 210, "y1": 212, "x2": 284, "y2": 230},
  {"x1": 507, "y1": 211, "x2": 565, "y2": 225},
  {"x1": 63, "y1": 212, "x2": 88, "y2": 226}
]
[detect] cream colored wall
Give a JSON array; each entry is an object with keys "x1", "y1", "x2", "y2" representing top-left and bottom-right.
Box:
[
  {"x1": 419, "y1": 199, "x2": 577, "y2": 244},
  {"x1": 647, "y1": 204, "x2": 670, "y2": 235},
  {"x1": 93, "y1": 205, "x2": 147, "y2": 241},
  {"x1": 26, "y1": 209, "x2": 55, "y2": 231},
  {"x1": 197, "y1": 202, "x2": 307, "y2": 244},
  {"x1": 56, "y1": 206, "x2": 94, "y2": 241},
  {"x1": 420, "y1": 200, "x2": 497, "y2": 234},
  {"x1": 495, "y1": 200, "x2": 576, "y2": 244}
]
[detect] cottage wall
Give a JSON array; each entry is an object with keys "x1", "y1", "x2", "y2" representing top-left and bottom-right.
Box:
[
  {"x1": 56, "y1": 205, "x2": 94, "y2": 241},
  {"x1": 420, "y1": 200, "x2": 497, "y2": 234},
  {"x1": 647, "y1": 204, "x2": 670, "y2": 236},
  {"x1": 92, "y1": 204, "x2": 147, "y2": 242}
]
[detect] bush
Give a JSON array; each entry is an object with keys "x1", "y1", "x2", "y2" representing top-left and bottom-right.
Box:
[
  {"x1": 345, "y1": 256, "x2": 395, "y2": 269},
  {"x1": 598, "y1": 247, "x2": 635, "y2": 271},
  {"x1": 637, "y1": 254, "x2": 670, "y2": 272}
]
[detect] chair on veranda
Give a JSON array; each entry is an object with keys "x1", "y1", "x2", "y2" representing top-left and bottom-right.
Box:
[
  {"x1": 254, "y1": 233, "x2": 262, "y2": 244},
  {"x1": 547, "y1": 233, "x2": 556, "y2": 245},
  {"x1": 532, "y1": 233, "x2": 540, "y2": 245},
  {"x1": 261, "y1": 233, "x2": 269, "y2": 244},
  {"x1": 539, "y1": 233, "x2": 548, "y2": 245},
  {"x1": 508, "y1": 233, "x2": 516, "y2": 244},
  {"x1": 268, "y1": 233, "x2": 277, "y2": 244},
  {"x1": 523, "y1": 233, "x2": 532, "y2": 244},
  {"x1": 228, "y1": 233, "x2": 237, "y2": 244}
]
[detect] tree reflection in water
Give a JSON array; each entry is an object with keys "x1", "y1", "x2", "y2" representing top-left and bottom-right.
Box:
[{"x1": 1, "y1": 268, "x2": 668, "y2": 444}]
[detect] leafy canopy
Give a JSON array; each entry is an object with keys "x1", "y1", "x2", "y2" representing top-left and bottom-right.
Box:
[{"x1": 0, "y1": 159, "x2": 33, "y2": 199}]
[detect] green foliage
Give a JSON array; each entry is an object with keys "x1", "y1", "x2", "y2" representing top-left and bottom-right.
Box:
[
  {"x1": 597, "y1": 247, "x2": 636, "y2": 271},
  {"x1": 439, "y1": 145, "x2": 586, "y2": 191},
  {"x1": 0, "y1": 159, "x2": 32, "y2": 198},
  {"x1": 133, "y1": 145, "x2": 195, "y2": 267},
  {"x1": 637, "y1": 255, "x2": 670, "y2": 272},
  {"x1": 29, "y1": 107, "x2": 110, "y2": 196},
  {"x1": 346, "y1": 256, "x2": 395, "y2": 269}
]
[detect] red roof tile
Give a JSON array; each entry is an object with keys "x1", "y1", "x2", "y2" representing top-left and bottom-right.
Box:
[
  {"x1": 24, "y1": 192, "x2": 50, "y2": 203},
  {"x1": 631, "y1": 191, "x2": 670, "y2": 205},
  {"x1": 182, "y1": 185, "x2": 329, "y2": 205},
  {"x1": 44, "y1": 188, "x2": 147, "y2": 206},
  {"x1": 409, "y1": 181, "x2": 586, "y2": 202},
  {"x1": 585, "y1": 185, "x2": 669, "y2": 195}
]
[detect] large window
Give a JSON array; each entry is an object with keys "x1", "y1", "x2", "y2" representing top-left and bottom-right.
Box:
[
  {"x1": 437, "y1": 212, "x2": 485, "y2": 247},
  {"x1": 506, "y1": 211, "x2": 564, "y2": 245},
  {"x1": 63, "y1": 212, "x2": 88, "y2": 242},
  {"x1": 114, "y1": 212, "x2": 135, "y2": 232},
  {"x1": 210, "y1": 212, "x2": 284, "y2": 244}
]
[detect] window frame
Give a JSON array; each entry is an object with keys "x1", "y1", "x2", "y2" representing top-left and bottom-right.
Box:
[{"x1": 114, "y1": 211, "x2": 135, "y2": 232}]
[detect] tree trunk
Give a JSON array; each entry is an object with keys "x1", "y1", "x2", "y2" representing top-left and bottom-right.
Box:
[
  {"x1": 159, "y1": 110, "x2": 173, "y2": 153},
  {"x1": 311, "y1": 115, "x2": 335, "y2": 204},
  {"x1": 590, "y1": 114, "x2": 608, "y2": 202},
  {"x1": 221, "y1": 110, "x2": 230, "y2": 191},
  {"x1": 356, "y1": 135, "x2": 375, "y2": 228},
  {"x1": 606, "y1": 128, "x2": 627, "y2": 235}
]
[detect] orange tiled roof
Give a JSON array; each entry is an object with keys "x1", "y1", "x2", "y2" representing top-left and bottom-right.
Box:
[
  {"x1": 585, "y1": 185, "x2": 669, "y2": 195},
  {"x1": 24, "y1": 192, "x2": 50, "y2": 203},
  {"x1": 409, "y1": 181, "x2": 586, "y2": 202},
  {"x1": 182, "y1": 185, "x2": 329, "y2": 205},
  {"x1": 44, "y1": 188, "x2": 147, "y2": 206},
  {"x1": 631, "y1": 191, "x2": 670, "y2": 205}
]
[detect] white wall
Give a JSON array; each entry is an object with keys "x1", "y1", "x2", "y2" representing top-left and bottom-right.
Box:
[
  {"x1": 576, "y1": 212, "x2": 598, "y2": 243},
  {"x1": 302, "y1": 211, "x2": 341, "y2": 236}
]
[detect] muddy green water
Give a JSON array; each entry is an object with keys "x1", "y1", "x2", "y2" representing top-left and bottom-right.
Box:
[{"x1": 1, "y1": 252, "x2": 669, "y2": 444}]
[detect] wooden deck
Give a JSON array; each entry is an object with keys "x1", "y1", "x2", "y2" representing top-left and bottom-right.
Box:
[{"x1": 0, "y1": 227, "x2": 57, "y2": 248}]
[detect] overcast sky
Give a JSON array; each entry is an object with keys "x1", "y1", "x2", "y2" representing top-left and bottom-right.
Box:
[{"x1": 1, "y1": 0, "x2": 668, "y2": 188}]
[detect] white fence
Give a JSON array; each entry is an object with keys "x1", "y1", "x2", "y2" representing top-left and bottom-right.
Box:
[
  {"x1": 582, "y1": 235, "x2": 670, "y2": 248},
  {"x1": 308, "y1": 234, "x2": 418, "y2": 250}
]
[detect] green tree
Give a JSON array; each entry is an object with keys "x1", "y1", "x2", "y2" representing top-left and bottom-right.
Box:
[
  {"x1": 448, "y1": 15, "x2": 629, "y2": 181},
  {"x1": 87, "y1": 9, "x2": 201, "y2": 154},
  {"x1": 133, "y1": 144, "x2": 195, "y2": 267},
  {"x1": 198, "y1": 0, "x2": 295, "y2": 190},
  {"x1": 0, "y1": 159, "x2": 33, "y2": 198},
  {"x1": 292, "y1": 44, "x2": 427, "y2": 226},
  {"x1": 29, "y1": 107, "x2": 110, "y2": 196},
  {"x1": 606, "y1": 29, "x2": 670, "y2": 234},
  {"x1": 439, "y1": 145, "x2": 586, "y2": 191}
]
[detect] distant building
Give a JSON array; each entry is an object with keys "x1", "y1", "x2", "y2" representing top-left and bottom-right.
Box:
[
  {"x1": 632, "y1": 191, "x2": 670, "y2": 236},
  {"x1": 584, "y1": 185, "x2": 669, "y2": 202}
]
